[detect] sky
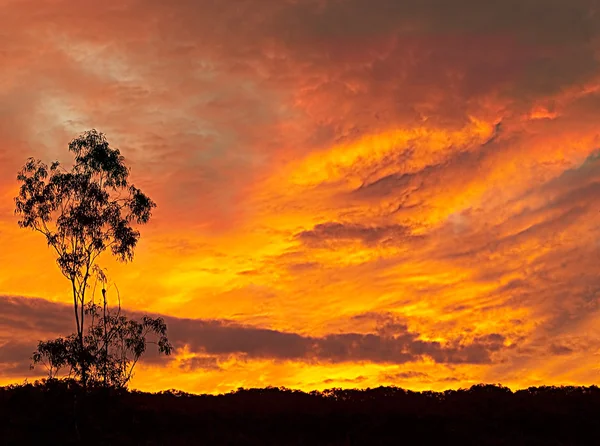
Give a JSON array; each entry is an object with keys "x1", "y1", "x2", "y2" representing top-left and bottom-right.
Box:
[{"x1": 2, "y1": 0, "x2": 600, "y2": 394}]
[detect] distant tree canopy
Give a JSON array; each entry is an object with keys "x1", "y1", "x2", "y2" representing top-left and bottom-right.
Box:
[
  {"x1": 15, "y1": 129, "x2": 172, "y2": 388},
  {"x1": 3, "y1": 382, "x2": 600, "y2": 445}
]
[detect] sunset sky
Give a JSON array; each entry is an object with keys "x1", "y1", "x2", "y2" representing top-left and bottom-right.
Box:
[{"x1": 2, "y1": 0, "x2": 600, "y2": 394}]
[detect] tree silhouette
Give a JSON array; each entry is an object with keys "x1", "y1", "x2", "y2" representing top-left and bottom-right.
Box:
[{"x1": 15, "y1": 129, "x2": 165, "y2": 388}]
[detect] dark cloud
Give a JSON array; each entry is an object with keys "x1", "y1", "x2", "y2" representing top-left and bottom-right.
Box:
[
  {"x1": 382, "y1": 371, "x2": 463, "y2": 383},
  {"x1": 322, "y1": 375, "x2": 367, "y2": 385},
  {"x1": 178, "y1": 356, "x2": 223, "y2": 372},
  {"x1": 350, "y1": 312, "x2": 410, "y2": 336},
  {"x1": 0, "y1": 341, "x2": 36, "y2": 375},
  {"x1": 0, "y1": 296, "x2": 509, "y2": 377},
  {"x1": 209, "y1": 0, "x2": 600, "y2": 116},
  {"x1": 285, "y1": 262, "x2": 321, "y2": 273},
  {"x1": 549, "y1": 344, "x2": 574, "y2": 356},
  {"x1": 169, "y1": 318, "x2": 505, "y2": 365},
  {"x1": 0, "y1": 295, "x2": 72, "y2": 336},
  {"x1": 267, "y1": 0, "x2": 599, "y2": 44},
  {"x1": 296, "y1": 222, "x2": 413, "y2": 247},
  {"x1": 385, "y1": 371, "x2": 430, "y2": 380}
]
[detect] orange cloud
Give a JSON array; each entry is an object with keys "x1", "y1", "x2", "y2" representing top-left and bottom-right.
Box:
[{"x1": 2, "y1": 0, "x2": 600, "y2": 393}]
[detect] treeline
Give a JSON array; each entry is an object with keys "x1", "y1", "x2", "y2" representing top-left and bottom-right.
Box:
[{"x1": 2, "y1": 380, "x2": 600, "y2": 445}]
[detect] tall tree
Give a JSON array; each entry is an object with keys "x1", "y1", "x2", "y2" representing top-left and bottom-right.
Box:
[{"x1": 15, "y1": 129, "x2": 156, "y2": 387}]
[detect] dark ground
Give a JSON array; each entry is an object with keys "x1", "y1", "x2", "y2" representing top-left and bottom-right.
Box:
[{"x1": 2, "y1": 380, "x2": 600, "y2": 445}]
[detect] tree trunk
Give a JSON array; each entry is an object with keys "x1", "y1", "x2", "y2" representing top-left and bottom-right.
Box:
[
  {"x1": 102, "y1": 287, "x2": 108, "y2": 387},
  {"x1": 72, "y1": 278, "x2": 87, "y2": 390}
]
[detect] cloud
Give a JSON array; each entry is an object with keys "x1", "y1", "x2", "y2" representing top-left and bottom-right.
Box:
[
  {"x1": 168, "y1": 316, "x2": 505, "y2": 366},
  {"x1": 0, "y1": 296, "x2": 509, "y2": 377},
  {"x1": 0, "y1": 295, "x2": 73, "y2": 336},
  {"x1": 3, "y1": 0, "x2": 600, "y2": 392},
  {"x1": 385, "y1": 371, "x2": 430, "y2": 380},
  {"x1": 178, "y1": 356, "x2": 223, "y2": 372},
  {"x1": 548, "y1": 344, "x2": 574, "y2": 356},
  {"x1": 296, "y1": 222, "x2": 413, "y2": 247},
  {"x1": 322, "y1": 375, "x2": 367, "y2": 385},
  {"x1": 0, "y1": 340, "x2": 36, "y2": 375}
]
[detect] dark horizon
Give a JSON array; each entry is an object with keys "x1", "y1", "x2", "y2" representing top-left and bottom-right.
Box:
[
  {"x1": 3, "y1": 0, "x2": 600, "y2": 395},
  {"x1": 4, "y1": 380, "x2": 600, "y2": 445}
]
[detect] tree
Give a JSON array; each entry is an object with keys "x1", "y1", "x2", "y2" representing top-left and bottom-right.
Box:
[{"x1": 15, "y1": 129, "x2": 164, "y2": 387}]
